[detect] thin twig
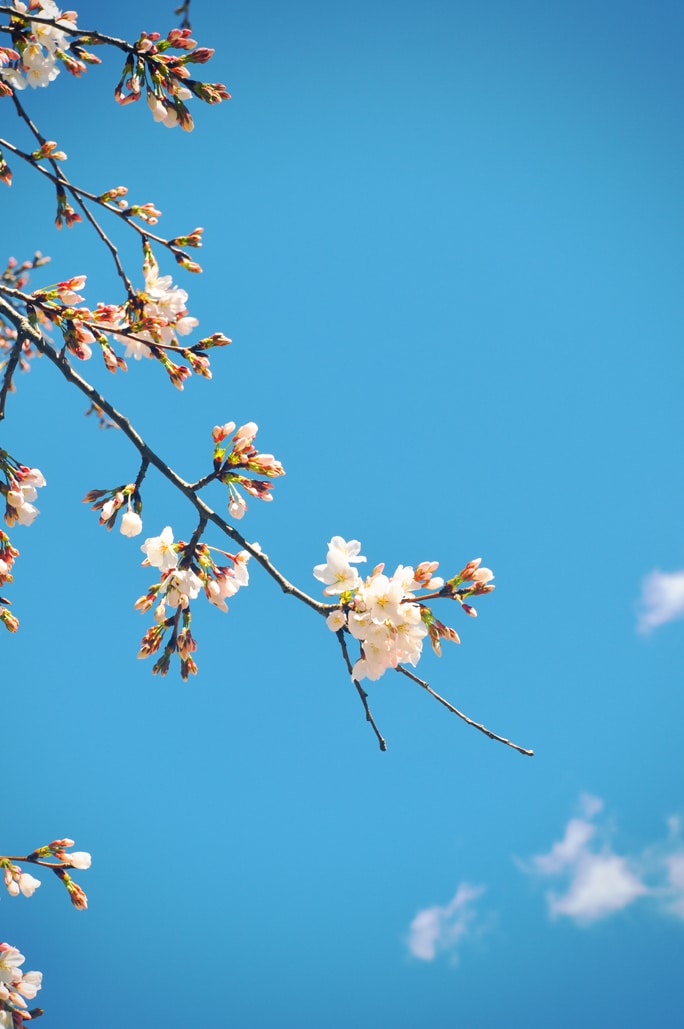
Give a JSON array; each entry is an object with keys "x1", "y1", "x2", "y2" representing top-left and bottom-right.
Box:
[
  {"x1": 336, "y1": 629, "x2": 387, "y2": 751},
  {"x1": 396, "y1": 666, "x2": 534, "y2": 756}
]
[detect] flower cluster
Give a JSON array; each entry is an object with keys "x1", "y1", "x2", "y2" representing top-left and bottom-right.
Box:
[
  {"x1": 30, "y1": 252, "x2": 231, "y2": 384},
  {"x1": 315, "y1": 537, "x2": 494, "y2": 682},
  {"x1": 0, "y1": 452, "x2": 46, "y2": 528},
  {"x1": 1, "y1": 838, "x2": 90, "y2": 908},
  {"x1": 0, "y1": 0, "x2": 94, "y2": 94},
  {"x1": 135, "y1": 526, "x2": 251, "y2": 679},
  {"x1": 112, "y1": 243, "x2": 199, "y2": 367},
  {"x1": 0, "y1": 838, "x2": 90, "y2": 1023},
  {"x1": 114, "y1": 27, "x2": 230, "y2": 130},
  {"x1": 212, "y1": 421, "x2": 285, "y2": 520},
  {"x1": 0, "y1": 944, "x2": 42, "y2": 1026},
  {"x1": 83, "y1": 483, "x2": 142, "y2": 537}
]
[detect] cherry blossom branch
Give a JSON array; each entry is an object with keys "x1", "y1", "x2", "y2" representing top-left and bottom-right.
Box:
[
  {"x1": 0, "y1": 283, "x2": 209, "y2": 356},
  {"x1": 0, "y1": 295, "x2": 332, "y2": 617},
  {"x1": 0, "y1": 7, "x2": 230, "y2": 131},
  {"x1": 335, "y1": 628, "x2": 387, "y2": 751},
  {"x1": 396, "y1": 665, "x2": 534, "y2": 756},
  {"x1": 0, "y1": 8, "x2": 170, "y2": 54}
]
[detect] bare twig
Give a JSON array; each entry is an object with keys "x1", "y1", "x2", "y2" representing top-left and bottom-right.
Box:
[{"x1": 396, "y1": 665, "x2": 534, "y2": 756}]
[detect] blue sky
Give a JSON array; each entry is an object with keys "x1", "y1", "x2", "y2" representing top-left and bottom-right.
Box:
[{"x1": 1, "y1": 0, "x2": 683, "y2": 1026}]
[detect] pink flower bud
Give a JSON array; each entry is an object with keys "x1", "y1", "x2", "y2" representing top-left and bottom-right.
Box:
[
  {"x1": 212, "y1": 421, "x2": 236, "y2": 443},
  {"x1": 471, "y1": 567, "x2": 494, "y2": 583}
]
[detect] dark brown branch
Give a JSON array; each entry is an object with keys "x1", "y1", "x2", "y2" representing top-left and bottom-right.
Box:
[
  {"x1": 335, "y1": 629, "x2": 387, "y2": 751},
  {"x1": 396, "y1": 665, "x2": 534, "y2": 756},
  {"x1": 0, "y1": 334, "x2": 23, "y2": 421},
  {"x1": 0, "y1": 9, "x2": 158, "y2": 56}
]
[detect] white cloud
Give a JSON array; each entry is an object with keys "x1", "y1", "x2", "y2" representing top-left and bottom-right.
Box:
[
  {"x1": 526, "y1": 796, "x2": 649, "y2": 924},
  {"x1": 533, "y1": 817, "x2": 596, "y2": 875},
  {"x1": 547, "y1": 852, "x2": 648, "y2": 920},
  {"x1": 407, "y1": 882, "x2": 485, "y2": 962},
  {"x1": 637, "y1": 569, "x2": 684, "y2": 633}
]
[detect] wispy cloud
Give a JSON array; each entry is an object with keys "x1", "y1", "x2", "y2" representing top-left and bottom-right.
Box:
[
  {"x1": 407, "y1": 882, "x2": 485, "y2": 962},
  {"x1": 526, "y1": 794, "x2": 648, "y2": 923},
  {"x1": 524, "y1": 795, "x2": 684, "y2": 926},
  {"x1": 637, "y1": 568, "x2": 684, "y2": 633}
]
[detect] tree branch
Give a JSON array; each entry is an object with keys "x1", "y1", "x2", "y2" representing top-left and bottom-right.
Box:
[{"x1": 0, "y1": 333, "x2": 22, "y2": 421}]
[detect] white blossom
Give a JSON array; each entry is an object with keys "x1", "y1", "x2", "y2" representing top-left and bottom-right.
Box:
[
  {"x1": 120, "y1": 510, "x2": 143, "y2": 538},
  {"x1": 141, "y1": 527, "x2": 178, "y2": 571}
]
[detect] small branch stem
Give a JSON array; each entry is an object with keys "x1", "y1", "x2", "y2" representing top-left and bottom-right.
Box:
[
  {"x1": 336, "y1": 630, "x2": 387, "y2": 751},
  {"x1": 396, "y1": 665, "x2": 534, "y2": 756},
  {"x1": 135, "y1": 457, "x2": 150, "y2": 488}
]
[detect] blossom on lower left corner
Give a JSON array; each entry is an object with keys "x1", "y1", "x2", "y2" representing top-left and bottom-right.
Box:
[{"x1": 0, "y1": 943, "x2": 42, "y2": 1024}]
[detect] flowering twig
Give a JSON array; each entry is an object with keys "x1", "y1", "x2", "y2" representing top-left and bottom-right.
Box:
[{"x1": 0, "y1": 295, "x2": 332, "y2": 617}]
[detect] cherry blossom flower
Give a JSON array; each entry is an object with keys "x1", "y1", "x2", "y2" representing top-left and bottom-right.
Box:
[
  {"x1": 17, "y1": 873, "x2": 41, "y2": 897},
  {"x1": 120, "y1": 509, "x2": 143, "y2": 537},
  {"x1": 0, "y1": 945, "x2": 24, "y2": 985},
  {"x1": 15, "y1": 968, "x2": 42, "y2": 1001},
  {"x1": 313, "y1": 538, "x2": 366, "y2": 596},
  {"x1": 165, "y1": 567, "x2": 202, "y2": 608},
  {"x1": 141, "y1": 526, "x2": 179, "y2": 571},
  {"x1": 326, "y1": 609, "x2": 347, "y2": 632}
]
